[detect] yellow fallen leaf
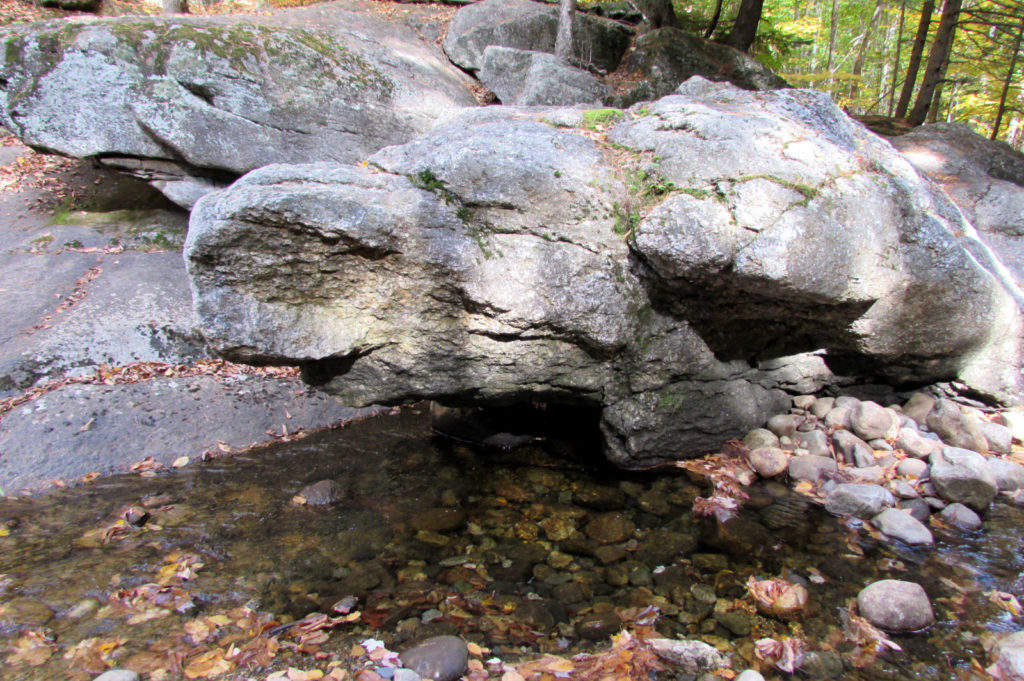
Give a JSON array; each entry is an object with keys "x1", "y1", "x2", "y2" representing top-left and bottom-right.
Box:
[
  {"x1": 184, "y1": 648, "x2": 234, "y2": 678},
  {"x1": 172, "y1": 456, "x2": 189, "y2": 468},
  {"x1": 467, "y1": 642, "x2": 488, "y2": 656}
]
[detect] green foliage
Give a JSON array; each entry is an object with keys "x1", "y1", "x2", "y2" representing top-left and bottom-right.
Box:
[
  {"x1": 582, "y1": 108, "x2": 624, "y2": 129},
  {"x1": 577, "y1": 0, "x2": 1023, "y2": 148}
]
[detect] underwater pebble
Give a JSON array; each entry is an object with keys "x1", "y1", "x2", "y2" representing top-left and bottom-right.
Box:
[
  {"x1": 857, "y1": 580, "x2": 934, "y2": 632},
  {"x1": 399, "y1": 635, "x2": 468, "y2": 681},
  {"x1": 93, "y1": 671, "x2": 140, "y2": 681},
  {"x1": 988, "y1": 631, "x2": 1024, "y2": 681}
]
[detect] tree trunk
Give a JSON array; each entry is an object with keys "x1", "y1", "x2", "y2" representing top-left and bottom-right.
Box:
[
  {"x1": 635, "y1": 0, "x2": 678, "y2": 30},
  {"x1": 555, "y1": 0, "x2": 577, "y2": 61},
  {"x1": 907, "y1": 0, "x2": 963, "y2": 126},
  {"x1": 888, "y1": 0, "x2": 907, "y2": 116},
  {"x1": 162, "y1": 0, "x2": 188, "y2": 13},
  {"x1": 849, "y1": 0, "x2": 886, "y2": 102},
  {"x1": 724, "y1": 0, "x2": 766, "y2": 52},
  {"x1": 704, "y1": 0, "x2": 724, "y2": 38},
  {"x1": 895, "y1": 0, "x2": 935, "y2": 118},
  {"x1": 992, "y1": 17, "x2": 1024, "y2": 140},
  {"x1": 827, "y1": 0, "x2": 840, "y2": 70}
]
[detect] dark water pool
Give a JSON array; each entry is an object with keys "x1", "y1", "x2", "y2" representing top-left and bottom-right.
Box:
[{"x1": 0, "y1": 406, "x2": 1019, "y2": 680}]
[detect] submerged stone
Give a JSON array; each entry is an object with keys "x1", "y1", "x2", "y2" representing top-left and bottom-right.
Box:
[
  {"x1": 399, "y1": 636, "x2": 469, "y2": 681},
  {"x1": 857, "y1": 580, "x2": 934, "y2": 632}
]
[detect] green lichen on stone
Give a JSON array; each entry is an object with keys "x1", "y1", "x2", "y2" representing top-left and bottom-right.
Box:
[
  {"x1": 14, "y1": 19, "x2": 392, "y2": 97},
  {"x1": 737, "y1": 173, "x2": 820, "y2": 204}
]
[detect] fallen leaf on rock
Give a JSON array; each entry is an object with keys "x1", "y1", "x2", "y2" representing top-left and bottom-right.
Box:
[{"x1": 172, "y1": 456, "x2": 190, "y2": 468}]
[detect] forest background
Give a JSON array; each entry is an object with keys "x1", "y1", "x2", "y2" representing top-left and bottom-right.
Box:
[{"x1": 653, "y1": 0, "x2": 1023, "y2": 147}]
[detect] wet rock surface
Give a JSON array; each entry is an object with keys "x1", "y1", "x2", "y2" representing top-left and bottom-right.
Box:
[{"x1": 857, "y1": 580, "x2": 934, "y2": 632}]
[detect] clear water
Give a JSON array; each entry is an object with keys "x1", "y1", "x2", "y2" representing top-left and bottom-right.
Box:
[{"x1": 0, "y1": 405, "x2": 1019, "y2": 680}]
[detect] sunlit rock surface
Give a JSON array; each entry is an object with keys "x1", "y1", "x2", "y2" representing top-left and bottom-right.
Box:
[{"x1": 186, "y1": 79, "x2": 1023, "y2": 466}]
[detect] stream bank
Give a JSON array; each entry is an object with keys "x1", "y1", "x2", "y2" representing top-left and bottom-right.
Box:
[{"x1": 1, "y1": 405, "x2": 1023, "y2": 680}]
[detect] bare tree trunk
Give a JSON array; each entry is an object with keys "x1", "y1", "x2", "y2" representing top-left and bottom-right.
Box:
[
  {"x1": 555, "y1": 0, "x2": 577, "y2": 61},
  {"x1": 992, "y1": 17, "x2": 1024, "y2": 140},
  {"x1": 635, "y1": 0, "x2": 678, "y2": 30},
  {"x1": 162, "y1": 0, "x2": 188, "y2": 13},
  {"x1": 704, "y1": 0, "x2": 724, "y2": 38},
  {"x1": 908, "y1": 0, "x2": 963, "y2": 126},
  {"x1": 849, "y1": 0, "x2": 886, "y2": 102},
  {"x1": 724, "y1": 0, "x2": 766, "y2": 52},
  {"x1": 895, "y1": 0, "x2": 935, "y2": 118},
  {"x1": 827, "y1": 0, "x2": 840, "y2": 70},
  {"x1": 888, "y1": 0, "x2": 907, "y2": 116}
]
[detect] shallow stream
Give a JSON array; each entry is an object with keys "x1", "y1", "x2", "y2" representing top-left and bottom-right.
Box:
[{"x1": 0, "y1": 406, "x2": 1021, "y2": 680}]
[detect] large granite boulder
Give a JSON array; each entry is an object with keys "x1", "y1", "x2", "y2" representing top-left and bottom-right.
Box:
[
  {"x1": 609, "y1": 27, "x2": 788, "y2": 106},
  {"x1": 479, "y1": 46, "x2": 611, "y2": 106},
  {"x1": 186, "y1": 79, "x2": 1023, "y2": 467},
  {"x1": 891, "y1": 123, "x2": 1024, "y2": 297},
  {"x1": 442, "y1": 0, "x2": 632, "y2": 73},
  {"x1": 892, "y1": 123, "x2": 1024, "y2": 236},
  {"x1": 0, "y1": 1, "x2": 477, "y2": 208}
]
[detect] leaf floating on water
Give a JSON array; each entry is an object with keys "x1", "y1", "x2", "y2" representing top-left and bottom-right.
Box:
[
  {"x1": 156, "y1": 553, "x2": 204, "y2": 586},
  {"x1": 987, "y1": 590, "x2": 1023, "y2": 616},
  {"x1": 183, "y1": 647, "x2": 235, "y2": 679},
  {"x1": 5, "y1": 628, "x2": 56, "y2": 666},
  {"x1": 63, "y1": 636, "x2": 126, "y2": 673}
]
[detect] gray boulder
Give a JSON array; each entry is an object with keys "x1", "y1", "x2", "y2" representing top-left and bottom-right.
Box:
[
  {"x1": 892, "y1": 123, "x2": 1024, "y2": 237},
  {"x1": 857, "y1": 580, "x2": 934, "y2": 633},
  {"x1": 850, "y1": 400, "x2": 899, "y2": 441},
  {"x1": 443, "y1": 0, "x2": 632, "y2": 73},
  {"x1": 610, "y1": 27, "x2": 787, "y2": 106},
  {"x1": 788, "y1": 455, "x2": 838, "y2": 483},
  {"x1": 186, "y1": 82, "x2": 1024, "y2": 467},
  {"x1": 929, "y1": 447, "x2": 998, "y2": 511},
  {"x1": 872, "y1": 508, "x2": 933, "y2": 545},
  {"x1": 833, "y1": 429, "x2": 876, "y2": 467},
  {"x1": 927, "y1": 399, "x2": 989, "y2": 452},
  {"x1": 988, "y1": 457, "x2": 1024, "y2": 491},
  {"x1": 939, "y1": 502, "x2": 983, "y2": 530},
  {"x1": 897, "y1": 426, "x2": 939, "y2": 459},
  {"x1": 824, "y1": 483, "x2": 895, "y2": 518},
  {"x1": 0, "y1": 4, "x2": 477, "y2": 207},
  {"x1": 891, "y1": 123, "x2": 1024, "y2": 310},
  {"x1": 981, "y1": 421, "x2": 1014, "y2": 454},
  {"x1": 611, "y1": 79, "x2": 1022, "y2": 402},
  {"x1": 479, "y1": 47, "x2": 611, "y2": 106}
]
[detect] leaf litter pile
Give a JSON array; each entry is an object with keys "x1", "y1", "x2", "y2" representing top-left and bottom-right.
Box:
[{"x1": 1, "y1": 408, "x2": 1022, "y2": 681}]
